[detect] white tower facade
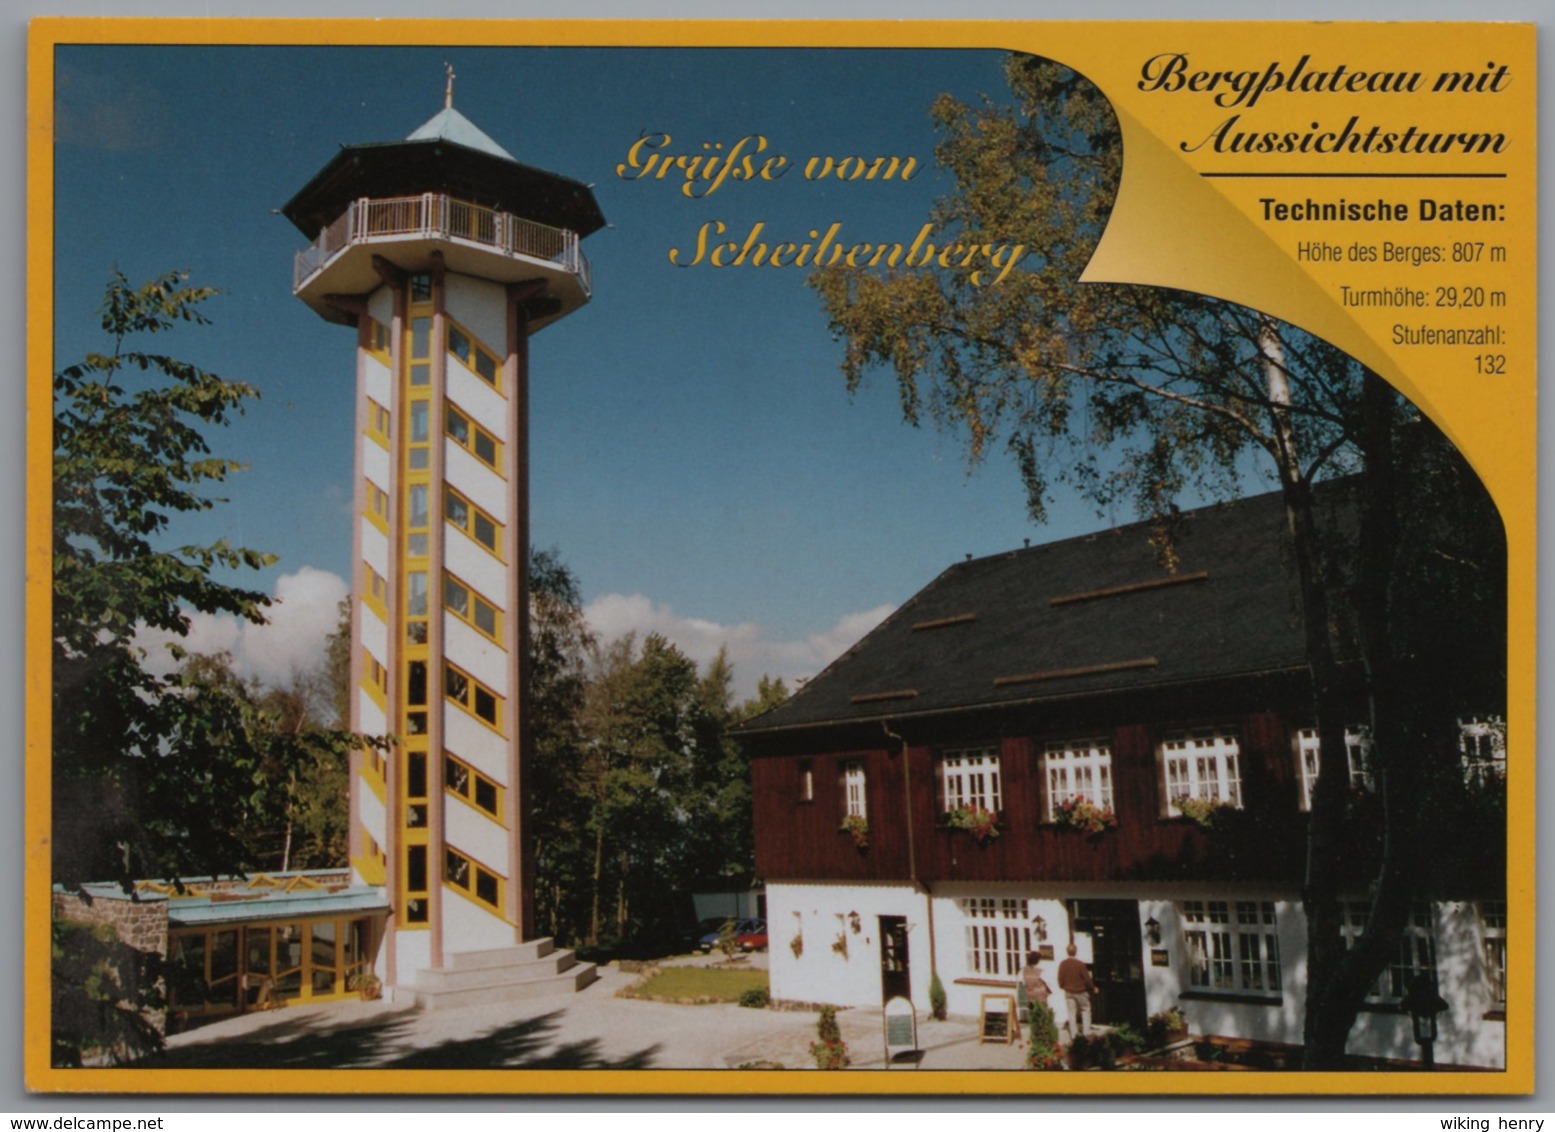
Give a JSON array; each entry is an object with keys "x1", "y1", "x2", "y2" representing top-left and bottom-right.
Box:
[{"x1": 285, "y1": 98, "x2": 603, "y2": 1000}]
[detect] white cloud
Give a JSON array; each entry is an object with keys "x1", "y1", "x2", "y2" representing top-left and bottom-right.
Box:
[
  {"x1": 583, "y1": 593, "x2": 895, "y2": 700},
  {"x1": 139, "y1": 567, "x2": 349, "y2": 688}
]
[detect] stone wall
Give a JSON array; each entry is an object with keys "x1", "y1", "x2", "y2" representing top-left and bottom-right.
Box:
[{"x1": 52, "y1": 888, "x2": 169, "y2": 956}]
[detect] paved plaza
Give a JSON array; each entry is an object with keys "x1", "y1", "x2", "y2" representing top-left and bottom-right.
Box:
[{"x1": 153, "y1": 956, "x2": 1031, "y2": 1074}]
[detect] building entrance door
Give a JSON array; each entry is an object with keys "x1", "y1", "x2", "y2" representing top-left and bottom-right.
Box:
[
  {"x1": 1068, "y1": 899, "x2": 1147, "y2": 1030},
  {"x1": 878, "y1": 916, "x2": 911, "y2": 1003}
]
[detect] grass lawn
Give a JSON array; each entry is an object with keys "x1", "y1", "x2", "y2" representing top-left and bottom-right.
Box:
[{"x1": 625, "y1": 966, "x2": 769, "y2": 1003}]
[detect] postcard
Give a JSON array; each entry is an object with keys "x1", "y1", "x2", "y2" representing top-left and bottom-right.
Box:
[{"x1": 26, "y1": 18, "x2": 1536, "y2": 1096}]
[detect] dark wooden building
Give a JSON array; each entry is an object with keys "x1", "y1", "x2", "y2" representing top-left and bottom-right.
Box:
[{"x1": 739, "y1": 485, "x2": 1506, "y2": 1068}]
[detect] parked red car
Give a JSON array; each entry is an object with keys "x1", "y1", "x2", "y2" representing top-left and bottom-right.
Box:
[{"x1": 735, "y1": 919, "x2": 768, "y2": 952}]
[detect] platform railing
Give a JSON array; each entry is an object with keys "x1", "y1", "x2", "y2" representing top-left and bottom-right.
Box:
[{"x1": 294, "y1": 193, "x2": 589, "y2": 296}]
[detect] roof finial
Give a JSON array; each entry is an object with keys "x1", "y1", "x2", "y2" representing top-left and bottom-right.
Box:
[{"x1": 443, "y1": 62, "x2": 456, "y2": 109}]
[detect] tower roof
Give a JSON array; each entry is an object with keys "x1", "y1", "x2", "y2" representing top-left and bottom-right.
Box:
[
  {"x1": 404, "y1": 105, "x2": 515, "y2": 160},
  {"x1": 281, "y1": 105, "x2": 605, "y2": 240}
]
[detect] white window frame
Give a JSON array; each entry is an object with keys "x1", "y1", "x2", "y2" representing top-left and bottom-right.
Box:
[
  {"x1": 959, "y1": 896, "x2": 1031, "y2": 978},
  {"x1": 1459, "y1": 716, "x2": 1507, "y2": 787},
  {"x1": 1042, "y1": 738, "x2": 1114, "y2": 822},
  {"x1": 1294, "y1": 725, "x2": 1374, "y2": 811},
  {"x1": 1340, "y1": 900, "x2": 1437, "y2": 1005},
  {"x1": 1180, "y1": 899, "x2": 1281, "y2": 996},
  {"x1": 942, "y1": 747, "x2": 1003, "y2": 814},
  {"x1": 1161, "y1": 728, "x2": 1242, "y2": 814},
  {"x1": 842, "y1": 761, "x2": 867, "y2": 820}
]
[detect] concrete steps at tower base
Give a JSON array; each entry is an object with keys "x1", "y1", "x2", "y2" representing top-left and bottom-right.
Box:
[{"x1": 403, "y1": 939, "x2": 598, "y2": 1010}]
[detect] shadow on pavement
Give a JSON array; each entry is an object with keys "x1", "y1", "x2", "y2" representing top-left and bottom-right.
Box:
[{"x1": 148, "y1": 1009, "x2": 662, "y2": 1071}]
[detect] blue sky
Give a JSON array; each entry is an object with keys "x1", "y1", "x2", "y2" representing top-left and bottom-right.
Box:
[{"x1": 53, "y1": 43, "x2": 1174, "y2": 696}]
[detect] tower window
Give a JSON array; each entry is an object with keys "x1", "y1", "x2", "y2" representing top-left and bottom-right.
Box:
[
  {"x1": 445, "y1": 574, "x2": 502, "y2": 643},
  {"x1": 445, "y1": 662, "x2": 502, "y2": 729},
  {"x1": 447, "y1": 320, "x2": 501, "y2": 390},
  {"x1": 445, "y1": 488, "x2": 502, "y2": 556}
]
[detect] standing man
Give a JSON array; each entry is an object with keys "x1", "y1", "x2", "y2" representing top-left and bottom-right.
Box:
[{"x1": 1057, "y1": 942, "x2": 1098, "y2": 1038}]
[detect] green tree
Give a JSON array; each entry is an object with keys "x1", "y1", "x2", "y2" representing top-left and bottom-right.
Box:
[
  {"x1": 681, "y1": 650, "x2": 751, "y2": 891},
  {"x1": 811, "y1": 57, "x2": 1503, "y2": 1068},
  {"x1": 53, "y1": 270, "x2": 280, "y2": 890},
  {"x1": 527, "y1": 548, "x2": 598, "y2": 942},
  {"x1": 579, "y1": 633, "x2": 703, "y2": 947}
]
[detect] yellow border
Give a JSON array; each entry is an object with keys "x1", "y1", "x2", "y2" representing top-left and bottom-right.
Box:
[{"x1": 27, "y1": 16, "x2": 1534, "y2": 1097}]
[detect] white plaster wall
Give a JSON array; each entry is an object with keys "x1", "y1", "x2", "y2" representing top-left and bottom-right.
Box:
[
  {"x1": 356, "y1": 688, "x2": 387, "y2": 739},
  {"x1": 447, "y1": 361, "x2": 508, "y2": 443},
  {"x1": 363, "y1": 353, "x2": 391, "y2": 408},
  {"x1": 443, "y1": 526, "x2": 508, "y2": 608},
  {"x1": 443, "y1": 704, "x2": 510, "y2": 786},
  {"x1": 441, "y1": 881, "x2": 516, "y2": 953},
  {"x1": 361, "y1": 519, "x2": 389, "y2": 581},
  {"x1": 443, "y1": 614, "x2": 507, "y2": 695},
  {"x1": 362, "y1": 435, "x2": 391, "y2": 491},
  {"x1": 367, "y1": 284, "x2": 393, "y2": 326},
  {"x1": 392, "y1": 932, "x2": 431, "y2": 991},
  {"x1": 360, "y1": 605, "x2": 389, "y2": 671},
  {"x1": 444, "y1": 441, "x2": 507, "y2": 520},
  {"x1": 766, "y1": 881, "x2": 927, "y2": 1011},
  {"x1": 1136, "y1": 895, "x2": 1503, "y2": 1069},
  {"x1": 443, "y1": 272, "x2": 508, "y2": 356},
  {"x1": 356, "y1": 775, "x2": 387, "y2": 845},
  {"x1": 445, "y1": 795, "x2": 510, "y2": 874},
  {"x1": 1426, "y1": 902, "x2": 1506, "y2": 1069}
]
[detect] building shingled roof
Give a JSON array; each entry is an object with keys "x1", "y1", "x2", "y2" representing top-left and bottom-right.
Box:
[{"x1": 741, "y1": 485, "x2": 1354, "y2": 735}]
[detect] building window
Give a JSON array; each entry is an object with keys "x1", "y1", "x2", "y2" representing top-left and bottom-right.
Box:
[
  {"x1": 365, "y1": 317, "x2": 391, "y2": 361},
  {"x1": 1180, "y1": 900, "x2": 1281, "y2": 996},
  {"x1": 941, "y1": 747, "x2": 1002, "y2": 814},
  {"x1": 1479, "y1": 900, "x2": 1506, "y2": 1010},
  {"x1": 445, "y1": 487, "x2": 502, "y2": 556},
  {"x1": 959, "y1": 897, "x2": 1031, "y2": 977},
  {"x1": 408, "y1": 401, "x2": 431, "y2": 470},
  {"x1": 445, "y1": 753, "x2": 503, "y2": 820},
  {"x1": 445, "y1": 847, "x2": 503, "y2": 912},
  {"x1": 363, "y1": 563, "x2": 388, "y2": 618},
  {"x1": 444, "y1": 574, "x2": 502, "y2": 644},
  {"x1": 798, "y1": 761, "x2": 814, "y2": 802},
  {"x1": 446, "y1": 404, "x2": 501, "y2": 470},
  {"x1": 366, "y1": 400, "x2": 391, "y2": 447},
  {"x1": 1340, "y1": 901, "x2": 1436, "y2": 1005},
  {"x1": 364, "y1": 481, "x2": 390, "y2": 532},
  {"x1": 1042, "y1": 738, "x2": 1114, "y2": 821},
  {"x1": 1459, "y1": 716, "x2": 1507, "y2": 787},
  {"x1": 445, "y1": 662, "x2": 501, "y2": 728},
  {"x1": 1294, "y1": 726, "x2": 1373, "y2": 811},
  {"x1": 1161, "y1": 728, "x2": 1241, "y2": 815},
  {"x1": 404, "y1": 844, "x2": 429, "y2": 924},
  {"x1": 447, "y1": 322, "x2": 501, "y2": 390},
  {"x1": 406, "y1": 571, "x2": 428, "y2": 645},
  {"x1": 842, "y1": 761, "x2": 866, "y2": 819}
]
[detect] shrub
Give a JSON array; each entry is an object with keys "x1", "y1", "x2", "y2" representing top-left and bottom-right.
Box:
[
  {"x1": 1069, "y1": 1033, "x2": 1117, "y2": 1070},
  {"x1": 738, "y1": 986, "x2": 770, "y2": 1009},
  {"x1": 810, "y1": 1005, "x2": 851, "y2": 1069},
  {"x1": 1108, "y1": 1023, "x2": 1147, "y2": 1056},
  {"x1": 928, "y1": 972, "x2": 947, "y2": 1020},
  {"x1": 1025, "y1": 1000, "x2": 1064, "y2": 1070}
]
